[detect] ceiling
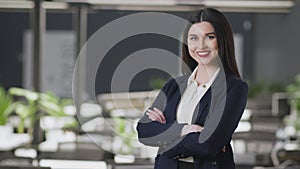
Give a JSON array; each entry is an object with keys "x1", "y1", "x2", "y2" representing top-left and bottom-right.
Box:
[{"x1": 0, "y1": 0, "x2": 295, "y2": 13}]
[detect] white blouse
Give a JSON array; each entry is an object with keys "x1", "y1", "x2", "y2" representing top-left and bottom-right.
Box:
[{"x1": 177, "y1": 67, "x2": 220, "y2": 124}]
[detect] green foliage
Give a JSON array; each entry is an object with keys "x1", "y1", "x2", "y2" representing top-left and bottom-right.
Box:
[
  {"x1": 247, "y1": 81, "x2": 265, "y2": 98},
  {"x1": 8, "y1": 87, "x2": 77, "y2": 133},
  {"x1": 283, "y1": 74, "x2": 300, "y2": 132},
  {"x1": 247, "y1": 80, "x2": 284, "y2": 98},
  {"x1": 286, "y1": 74, "x2": 300, "y2": 113},
  {"x1": 113, "y1": 117, "x2": 137, "y2": 155},
  {"x1": 0, "y1": 86, "x2": 19, "y2": 125},
  {"x1": 39, "y1": 92, "x2": 78, "y2": 129},
  {"x1": 62, "y1": 119, "x2": 78, "y2": 130},
  {"x1": 39, "y1": 92, "x2": 73, "y2": 117},
  {"x1": 113, "y1": 117, "x2": 136, "y2": 139},
  {"x1": 9, "y1": 87, "x2": 39, "y2": 133},
  {"x1": 15, "y1": 104, "x2": 37, "y2": 133},
  {"x1": 149, "y1": 77, "x2": 167, "y2": 90}
]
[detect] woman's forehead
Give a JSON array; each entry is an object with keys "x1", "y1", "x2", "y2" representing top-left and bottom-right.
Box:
[{"x1": 188, "y1": 22, "x2": 215, "y2": 35}]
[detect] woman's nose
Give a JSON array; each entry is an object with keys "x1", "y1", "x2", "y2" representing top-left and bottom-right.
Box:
[{"x1": 197, "y1": 38, "x2": 208, "y2": 49}]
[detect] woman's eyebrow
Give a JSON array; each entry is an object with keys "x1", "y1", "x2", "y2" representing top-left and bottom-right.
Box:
[
  {"x1": 188, "y1": 32, "x2": 215, "y2": 36},
  {"x1": 205, "y1": 32, "x2": 216, "y2": 35}
]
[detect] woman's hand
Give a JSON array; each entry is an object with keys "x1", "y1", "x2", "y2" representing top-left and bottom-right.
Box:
[
  {"x1": 146, "y1": 108, "x2": 226, "y2": 152},
  {"x1": 181, "y1": 125, "x2": 226, "y2": 152},
  {"x1": 146, "y1": 107, "x2": 166, "y2": 124},
  {"x1": 181, "y1": 124, "x2": 204, "y2": 136}
]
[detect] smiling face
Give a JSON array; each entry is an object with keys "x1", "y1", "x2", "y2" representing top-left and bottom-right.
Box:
[{"x1": 187, "y1": 22, "x2": 218, "y2": 66}]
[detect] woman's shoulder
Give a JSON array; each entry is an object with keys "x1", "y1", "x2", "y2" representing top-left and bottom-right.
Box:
[
  {"x1": 164, "y1": 74, "x2": 189, "y2": 86},
  {"x1": 160, "y1": 74, "x2": 189, "y2": 93},
  {"x1": 225, "y1": 73, "x2": 248, "y2": 89},
  {"x1": 172, "y1": 74, "x2": 190, "y2": 83}
]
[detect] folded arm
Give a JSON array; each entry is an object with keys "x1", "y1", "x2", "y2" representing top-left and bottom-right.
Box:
[
  {"x1": 162, "y1": 81, "x2": 248, "y2": 158},
  {"x1": 136, "y1": 79, "x2": 186, "y2": 147}
]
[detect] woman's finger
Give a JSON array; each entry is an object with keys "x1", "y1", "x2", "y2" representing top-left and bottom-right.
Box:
[
  {"x1": 146, "y1": 112, "x2": 160, "y2": 122},
  {"x1": 147, "y1": 110, "x2": 164, "y2": 123},
  {"x1": 147, "y1": 115, "x2": 156, "y2": 122},
  {"x1": 153, "y1": 107, "x2": 166, "y2": 122},
  {"x1": 148, "y1": 109, "x2": 163, "y2": 121},
  {"x1": 147, "y1": 109, "x2": 165, "y2": 123}
]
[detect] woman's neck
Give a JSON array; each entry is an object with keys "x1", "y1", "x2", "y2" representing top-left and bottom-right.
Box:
[{"x1": 195, "y1": 64, "x2": 219, "y2": 86}]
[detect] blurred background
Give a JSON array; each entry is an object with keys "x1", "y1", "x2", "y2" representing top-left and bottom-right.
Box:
[{"x1": 1, "y1": 0, "x2": 300, "y2": 169}]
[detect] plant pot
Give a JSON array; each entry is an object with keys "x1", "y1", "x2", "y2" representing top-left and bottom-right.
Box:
[{"x1": 0, "y1": 125, "x2": 13, "y2": 138}]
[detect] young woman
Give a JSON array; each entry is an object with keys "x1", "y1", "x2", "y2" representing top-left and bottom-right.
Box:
[{"x1": 137, "y1": 8, "x2": 248, "y2": 169}]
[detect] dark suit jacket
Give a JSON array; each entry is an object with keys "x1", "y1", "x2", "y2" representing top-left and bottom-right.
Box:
[{"x1": 137, "y1": 72, "x2": 248, "y2": 169}]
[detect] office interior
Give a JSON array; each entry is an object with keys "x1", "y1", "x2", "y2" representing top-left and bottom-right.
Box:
[{"x1": 1, "y1": 0, "x2": 300, "y2": 168}]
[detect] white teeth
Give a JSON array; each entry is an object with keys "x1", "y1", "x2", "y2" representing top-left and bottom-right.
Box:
[{"x1": 196, "y1": 51, "x2": 209, "y2": 55}]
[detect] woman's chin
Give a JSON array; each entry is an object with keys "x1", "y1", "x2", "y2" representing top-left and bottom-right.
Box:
[{"x1": 197, "y1": 58, "x2": 211, "y2": 65}]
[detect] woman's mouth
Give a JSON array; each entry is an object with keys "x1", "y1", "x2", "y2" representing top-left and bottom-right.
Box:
[{"x1": 196, "y1": 51, "x2": 210, "y2": 57}]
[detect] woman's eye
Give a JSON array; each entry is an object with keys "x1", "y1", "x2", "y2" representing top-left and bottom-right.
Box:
[
  {"x1": 189, "y1": 36, "x2": 198, "y2": 41},
  {"x1": 206, "y1": 35, "x2": 215, "y2": 40}
]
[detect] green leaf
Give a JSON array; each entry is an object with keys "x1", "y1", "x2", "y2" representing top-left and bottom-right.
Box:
[
  {"x1": 9, "y1": 87, "x2": 38, "y2": 101},
  {"x1": 0, "y1": 85, "x2": 14, "y2": 125},
  {"x1": 15, "y1": 104, "x2": 36, "y2": 119}
]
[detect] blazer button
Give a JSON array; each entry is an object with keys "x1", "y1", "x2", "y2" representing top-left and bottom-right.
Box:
[{"x1": 211, "y1": 161, "x2": 217, "y2": 165}]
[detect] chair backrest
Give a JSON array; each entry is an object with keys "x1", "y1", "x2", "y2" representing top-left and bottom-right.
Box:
[{"x1": 97, "y1": 90, "x2": 159, "y2": 117}]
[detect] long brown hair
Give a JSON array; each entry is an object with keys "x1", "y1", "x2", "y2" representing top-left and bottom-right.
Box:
[{"x1": 181, "y1": 8, "x2": 241, "y2": 78}]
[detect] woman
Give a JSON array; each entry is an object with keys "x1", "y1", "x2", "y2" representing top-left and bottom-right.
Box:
[{"x1": 137, "y1": 8, "x2": 248, "y2": 169}]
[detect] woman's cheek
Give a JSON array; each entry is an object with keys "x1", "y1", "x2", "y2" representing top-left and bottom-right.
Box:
[{"x1": 188, "y1": 48, "x2": 196, "y2": 59}]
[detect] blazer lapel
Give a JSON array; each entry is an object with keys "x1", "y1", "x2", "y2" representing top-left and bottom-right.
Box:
[
  {"x1": 191, "y1": 89, "x2": 211, "y2": 124},
  {"x1": 168, "y1": 76, "x2": 189, "y2": 121},
  {"x1": 191, "y1": 70, "x2": 227, "y2": 124}
]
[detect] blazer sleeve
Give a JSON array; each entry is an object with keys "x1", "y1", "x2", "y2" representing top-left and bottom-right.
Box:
[
  {"x1": 136, "y1": 78, "x2": 186, "y2": 147},
  {"x1": 162, "y1": 80, "x2": 248, "y2": 158}
]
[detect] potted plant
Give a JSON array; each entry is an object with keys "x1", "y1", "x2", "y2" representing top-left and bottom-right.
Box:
[
  {"x1": 247, "y1": 80, "x2": 284, "y2": 109},
  {"x1": 39, "y1": 91, "x2": 78, "y2": 131},
  {"x1": 8, "y1": 87, "x2": 39, "y2": 134},
  {"x1": 0, "y1": 86, "x2": 19, "y2": 138},
  {"x1": 285, "y1": 74, "x2": 300, "y2": 134},
  {"x1": 8, "y1": 88, "x2": 78, "y2": 135},
  {"x1": 112, "y1": 116, "x2": 137, "y2": 163}
]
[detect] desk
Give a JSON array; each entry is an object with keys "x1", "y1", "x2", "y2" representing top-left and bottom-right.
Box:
[
  {"x1": 276, "y1": 141, "x2": 300, "y2": 164},
  {"x1": 0, "y1": 167, "x2": 50, "y2": 169},
  {"x1": 39, "y1": 159, "x2": 107, "y2": 169},
  {"x1": 105, "y1": 159, "x2": 153, "y2": 169}
]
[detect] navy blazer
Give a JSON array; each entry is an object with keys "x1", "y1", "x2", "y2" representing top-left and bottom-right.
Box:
[{"x1": 137, "y1": 72, "x2": 248, "y2": 169}]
